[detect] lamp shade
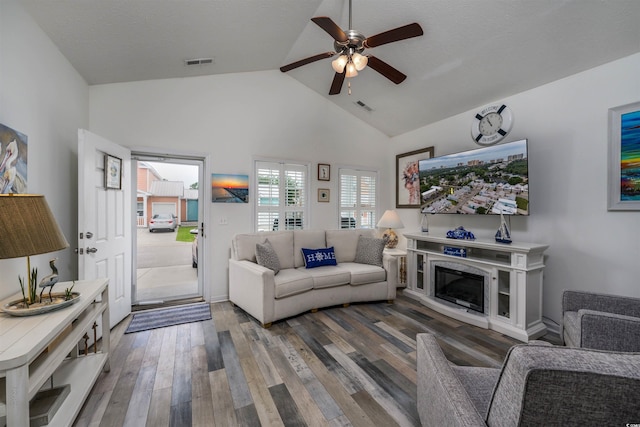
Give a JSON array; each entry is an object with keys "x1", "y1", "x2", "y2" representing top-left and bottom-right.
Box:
[
  {"x1": 376, "y1": 210, "x2": 404, "y2": 229},
  {"x1": 345, "y1": 62, "x2": 358, "y2": 78},
  {"x1": 352, "y1": 52, "x2": 368, "y2": 71},
  {"x1": 0, "y1": 194, "x2": 69, "y2": 259},
  {"x1": 331, "y1": 55, "x2": 348, "y2": 73}
]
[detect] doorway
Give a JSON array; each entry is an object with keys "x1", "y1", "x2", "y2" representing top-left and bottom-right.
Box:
[{"x1": 131, "y1": 153, "x2": 205, "y2": 306}]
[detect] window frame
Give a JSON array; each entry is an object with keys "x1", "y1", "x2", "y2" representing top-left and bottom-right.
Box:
[
  {"x1": 253, "y1": 158, "x2": 310, "y2": 232},
  {"x1": 338, "y1": 167, "x2": 379, "y2": 229}
]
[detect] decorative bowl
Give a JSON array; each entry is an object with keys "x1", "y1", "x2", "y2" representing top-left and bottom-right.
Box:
[{"x1": 1, "y1": 292, "x2": 81, "y2": 317}]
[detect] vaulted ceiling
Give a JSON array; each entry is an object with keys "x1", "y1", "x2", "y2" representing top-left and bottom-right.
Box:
[{"x1": 21, "y1": 0, "x2": 640, "y2": 136}]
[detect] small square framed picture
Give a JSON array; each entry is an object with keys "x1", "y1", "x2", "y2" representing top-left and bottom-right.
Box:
[
  {"x1": 318, "y1": 188, "x2": 330, "y2": 202},
  {"x1": 105, "y1": 154, "x2": 122, "y2": 190},
  {"x1": 318, "y1": 163, "x2": 330, "y2": 181}
]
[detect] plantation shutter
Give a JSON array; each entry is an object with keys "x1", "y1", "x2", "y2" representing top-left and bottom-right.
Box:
[
  {"x1": 256, "y1": 162, "x2": 280, "y2": 231},
  {"x1": 339, "y1": 168, "x2": 377, "y2": 229},
  {"x1": 340, "y1": 173, "x2": 357, "y2": 228},
  {"x1": 255, "y1": 160, "x2": 307, "y2": 231},
  {"x1": 359, "y1": 172, "x2": 377, "y2": 228}
]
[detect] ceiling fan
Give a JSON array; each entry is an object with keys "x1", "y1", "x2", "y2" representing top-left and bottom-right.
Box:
[{"x1": 280, "y1": 0, "x2": 423, "y2": 95}]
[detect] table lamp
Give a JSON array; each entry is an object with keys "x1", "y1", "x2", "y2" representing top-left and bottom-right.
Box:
[
  {"x1": 0, "y1": 194, "x2": 69, "y2": 304},
  {"x1": 377, "y1": 210, "x2": 404, "y2": 249}
]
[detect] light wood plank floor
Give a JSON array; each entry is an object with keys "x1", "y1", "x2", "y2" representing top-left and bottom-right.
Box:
[{"x1": 74, "y1": 292, "x2": 551, "y2": 427}]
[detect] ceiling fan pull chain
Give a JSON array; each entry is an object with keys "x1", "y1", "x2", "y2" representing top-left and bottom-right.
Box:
[{"x1": 348, "y1": 79, "x2": 352, "y2": 95}]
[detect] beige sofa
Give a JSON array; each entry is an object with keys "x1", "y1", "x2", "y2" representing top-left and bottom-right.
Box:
[{"x1": 229, "y1": 229, "x2": 398, "y2": 327}]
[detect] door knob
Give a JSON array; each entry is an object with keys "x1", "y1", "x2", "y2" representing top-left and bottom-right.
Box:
[
  {"x1": 85, "y1": 232, "x2": 93, "y2": 239},
  {"x1": 86, "y1": 247, "x2": 98, "y2": 253}
]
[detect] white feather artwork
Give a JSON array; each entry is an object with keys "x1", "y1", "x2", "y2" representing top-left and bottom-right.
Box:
[{"x1": 0, "y1": 123, "x2": 28, "y2": 194}]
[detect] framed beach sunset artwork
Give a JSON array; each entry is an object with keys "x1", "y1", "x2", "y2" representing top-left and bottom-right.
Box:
[
  {"x1": 396, "y1": 146, "x2": 434, "y2": 208},
  {"x1": 211, "y1": 173, "x2": 249, "y2": 203},
  {"x1": 608, "y1": 101, "x2": 640, "y2": 210}
]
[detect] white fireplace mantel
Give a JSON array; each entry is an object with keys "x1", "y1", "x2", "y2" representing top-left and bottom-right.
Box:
[{"x1": 404, "y1": 232, "x2": 549, "y2": 342}]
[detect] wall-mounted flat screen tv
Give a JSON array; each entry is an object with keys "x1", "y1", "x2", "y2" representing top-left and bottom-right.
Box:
[{"x1": 418, "y1": 139, "x2": 529, "y2": 215}]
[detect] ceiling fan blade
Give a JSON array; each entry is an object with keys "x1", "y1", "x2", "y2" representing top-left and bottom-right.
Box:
[
  {"x1": 280, "y1": 52, "x2": 336, "y2": 73},
  {"x1": 311, "y1": 17, "x2": 348, "y2": 43},
  {"x1": 363, "y1": 23, "x2": 423, "y2": 48},
  {"x1": 329, "y1": 71, "x2": 346, "y2": 95},
  {"x1": 367, "y1": 56, "x2": 407, "y2": 84}
]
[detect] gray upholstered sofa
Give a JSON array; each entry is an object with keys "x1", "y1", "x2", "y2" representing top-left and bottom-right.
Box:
[
  {"x1": 562, "y1": 290, "x2": 640, "y2": 351},
  {"x1": 229, "y1": 229, "x2": 397, "y2": 327},
  {"x1": 417, "y1": 332, "x2": 640, "y2": 426}
]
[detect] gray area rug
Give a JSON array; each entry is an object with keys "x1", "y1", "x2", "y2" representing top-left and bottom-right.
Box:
[{"x1": 125, "y1": 302, "x2": 211, "y2": 334}]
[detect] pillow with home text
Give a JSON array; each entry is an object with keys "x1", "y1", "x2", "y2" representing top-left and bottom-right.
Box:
[{"x1": 301, "y1": 247, "x2": 337, "y2": 268}]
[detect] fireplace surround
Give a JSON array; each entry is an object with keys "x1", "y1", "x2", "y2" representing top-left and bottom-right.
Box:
[{"x1": 404, "y1": 233, "x2": 549, "y2": 341}]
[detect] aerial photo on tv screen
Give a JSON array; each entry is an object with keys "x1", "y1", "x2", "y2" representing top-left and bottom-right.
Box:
[{"x1": 418, "y1": 139, "x2": 529, "y2": 215}]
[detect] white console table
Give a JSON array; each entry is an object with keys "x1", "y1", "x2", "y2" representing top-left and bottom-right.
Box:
[
  {"x1": 0, "y1": 278, "x2": 109, "y2": 427},
  {"x1": 404, "y1": 233, "x2": 548, "y2": 342}
]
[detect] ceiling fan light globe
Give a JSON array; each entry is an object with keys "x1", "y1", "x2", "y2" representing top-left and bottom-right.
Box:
[
  {"x1": 352, "y1": 53, "x2": 368, "y2": 71},
  {"x1": 346, "y1": 62, "x2": 358, "y2": 78},
  {"x1": 331, "y1": 55, "x2": 348, "y2": 73}
]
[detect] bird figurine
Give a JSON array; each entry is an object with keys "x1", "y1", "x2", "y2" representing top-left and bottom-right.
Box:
[{"x1": 39, "y1": 258, "x2": 60, "y2": 302}]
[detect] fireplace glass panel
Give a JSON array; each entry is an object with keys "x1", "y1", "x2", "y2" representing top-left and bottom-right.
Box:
[
  {"x1": 416, "y1": 253, "x2": 425, "y2": 290},
  {"x1": 497, "y1": 269, "x2": 510, "y2": 318},
  {"x1": 435, "y1": 266, "x2": 484, "y2": 313}
]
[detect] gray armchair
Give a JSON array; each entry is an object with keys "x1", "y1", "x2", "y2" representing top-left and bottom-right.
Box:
[
  {"x1": 562, "y1": 290, "x2": 640, "y2": 351},
  {"x1": 417, "y1": 333, "x2": 640, "y2": 427}
]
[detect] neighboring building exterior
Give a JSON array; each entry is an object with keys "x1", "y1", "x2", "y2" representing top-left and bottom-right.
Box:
[{"x1": 136, "y1": 162, "x2": 197, "y2": 227}]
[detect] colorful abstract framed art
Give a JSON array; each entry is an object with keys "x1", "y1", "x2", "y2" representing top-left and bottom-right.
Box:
[{"x1": 608, "y1": 101, "x2": 640, "y2": 210}]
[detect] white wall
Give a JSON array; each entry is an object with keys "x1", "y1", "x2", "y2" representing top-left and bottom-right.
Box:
[
  {"x1": 89, "y1": 72, "x2": 390, "y2": 301},
  {"x1": 4, "y1": 0, "x2": 638, "y2": 328},
  {"x1": 0, "y1": 0, "x2": 89, "y2": 300},
  {"x1": 391, "y1": 53, "x2": 640, "y2": 326}
]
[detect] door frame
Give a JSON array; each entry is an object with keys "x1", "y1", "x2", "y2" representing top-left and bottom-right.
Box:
[{"x1": 130, "y1": 147, "x2": 211, "y2": 303}]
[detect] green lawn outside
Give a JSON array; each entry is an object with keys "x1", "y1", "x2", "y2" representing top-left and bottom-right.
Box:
[{"x1": 176, "y1": 226, "x2": 197, "y2": 243}]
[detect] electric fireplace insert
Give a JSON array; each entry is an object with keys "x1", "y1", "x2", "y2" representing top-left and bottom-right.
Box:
[{"x1": 434, "y1": 265, "x2": 485, "y2": 313}]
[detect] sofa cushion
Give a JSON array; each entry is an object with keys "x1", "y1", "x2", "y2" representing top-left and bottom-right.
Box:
[
  {"x1": 326, "y1": 229, "x2": 374, "y2": 263},
  {"x1": 354, "y1": 236, "x2": 385, "y2": 267},
  {"x1": 274, "y1": 269, "x2": 314, "y2": 298},
  {"x1": 267, "y1": 232, "x2": 295, "y2": 269},
  {"x1": 451, "y1": 366, "x2": 501, "y2": 418},
  {"x1": 301, "y1": 247, "x2": 337, "y2": 268},
  {"x1": 340, "y1": 262, "x2": 386, "y2": 285},
  {"x1": 302, "y1": 265, "x2": 351, "y2": 289},
  {"x1": 294, "y1": 230, "x2": 327, "y2": 268},
  {"x1": 233, "y1": 231, "x2": 294, "y2": 269},
  {"x1": 255, "y1": 239, "x2": 281, "y2": 274}
]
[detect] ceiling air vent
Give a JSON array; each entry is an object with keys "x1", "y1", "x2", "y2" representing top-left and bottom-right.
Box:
[
  {"x1": 184, "y1": 58, "x2": 214, "y2": 66},
  {"x1": 355, "y1": 100, "x2": 373, "y2": 112}
]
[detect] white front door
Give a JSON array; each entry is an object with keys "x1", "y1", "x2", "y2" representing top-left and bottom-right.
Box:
[{"x1": 78, "y1": 129, "x2": 132, "y2": 327}]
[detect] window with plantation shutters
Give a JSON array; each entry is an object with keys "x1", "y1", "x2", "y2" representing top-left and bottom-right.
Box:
[
  {"x1": 339, "y1": 168, "x2": 378, "y2": 229},
  {"x1": 255, "y1": 160, "x2": 308, "y2": 232}
]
